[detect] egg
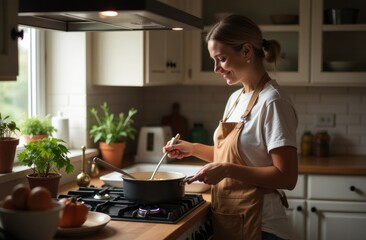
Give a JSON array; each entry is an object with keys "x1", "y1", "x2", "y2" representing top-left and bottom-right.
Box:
[
  {"x1": 1, "y1": 195, "x2": 15, "y2": 210},
  {"x1": 27, "y1": 187, "x2": 52, "y2": 211},
  {"x1": 11, "y1": 183, "x2": 31, "y2": 210}
]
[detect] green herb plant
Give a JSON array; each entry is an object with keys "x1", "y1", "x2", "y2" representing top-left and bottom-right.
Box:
[
  {"x1": 89, "y1": 102, "x2": 138, "y2": 144},
  {"x1": 0, "y1": 113, "x2": 20, "y2": 139},
  {"x1": 20, "y1": 115, "x2": 56, "y2": 137},
  {"x1": 17, "y1": 138, "x2": 74, "y2": 177}
]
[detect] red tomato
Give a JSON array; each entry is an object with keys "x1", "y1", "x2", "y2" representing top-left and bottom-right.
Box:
[{"x1": 59, "y1": 197, "x2": 89, "y2": 228}]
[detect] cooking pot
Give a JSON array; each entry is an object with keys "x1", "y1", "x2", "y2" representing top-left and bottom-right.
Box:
[
  {"x1": 122, "y1": 171, "x2": 186, "y2": 204},
  {"x1": 93, "y1": 157, "x2": 186, "y2": 204}
]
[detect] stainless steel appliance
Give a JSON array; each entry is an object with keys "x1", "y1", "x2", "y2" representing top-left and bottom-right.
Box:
[
  {"x1": 18, "y1": 0, "x2": 203, "y2": 31},
  {"x1": 135, "y1": 126, "x2": 172, "y2": 163}
]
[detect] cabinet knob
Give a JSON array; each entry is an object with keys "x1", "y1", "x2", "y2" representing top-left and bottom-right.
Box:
[
  {"x1": 296, "y1": 206, "x2": 302, "y2": 211},
  {"x1": 11, "y1": 28, "x2": 24, "y2": 40},
  {"x1": 311, "y1": 207, "x2": 317, "y2": 212},
  {"x1": 350, "y1": 186, "x2": 356, "y2": 191}
]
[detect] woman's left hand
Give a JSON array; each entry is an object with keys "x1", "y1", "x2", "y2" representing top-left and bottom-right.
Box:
[{"x1": 186, "y1": 162, "x2": 228, "y2": 185}]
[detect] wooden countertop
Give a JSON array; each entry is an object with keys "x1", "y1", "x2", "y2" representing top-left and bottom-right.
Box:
[{"x1": 298, "y1": 155, "x2": 366, "y2": 175}]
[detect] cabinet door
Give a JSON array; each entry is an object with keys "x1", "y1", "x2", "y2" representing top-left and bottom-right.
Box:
[
  {"x1": 311, "y1": 0, "x2": 366, "y2": 85},
  {"x1": 91, "y1": 31, "x2": 145, "y2": 86},
  {"x1": 184, "y1": 0, "x2": 310, "y2": 86},
  {"x1": 286, "y1": 199, "x2": 306, "y2": 240},
  {"x1": 0, "y1": 0, "x2": 18, "y2": 81},
  {"x1": 307, "y1": 200, "x2": 366, "y2": 240},
  {"x1": 146, "y1": 30, "x2": 183, "y2": 85}
]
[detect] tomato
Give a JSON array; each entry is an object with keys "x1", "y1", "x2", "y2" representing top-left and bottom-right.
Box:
[
  {"x1": 27, "y1": 186, "x2": 52, "y2": 211},
  {"x1": 59, "y1": 197, "x2": 89, "y2": 228}
]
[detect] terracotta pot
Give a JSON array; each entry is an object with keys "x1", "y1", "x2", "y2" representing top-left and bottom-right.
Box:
[
  {"x1": 23, "y1": 134, "x2": 48, "y2": 144},
  {"x1": 26, "y1": 173, "x2": 61, "y2": 198},
  {"x1": 99, "y1": 142, "x2": 126, "y2": 169},
  {"x1": 0, "y1": 138, "x2": 19, "y2": 173}
]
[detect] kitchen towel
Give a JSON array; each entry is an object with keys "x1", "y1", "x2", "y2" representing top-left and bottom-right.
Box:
[{"x1": 52, "y1": 112, "x2": 69, "y2": 148}]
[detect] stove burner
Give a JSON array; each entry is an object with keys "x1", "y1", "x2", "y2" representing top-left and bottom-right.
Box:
[
  {"x1": 137, "y1": 206, "x2": 160, "y2": 218},
  {"x1": 93, "y1": 187, "x2": 111, "y2": 200},
  {"x1": 58, "y1": 186, "x2": 205, "y2": 224},
  {"x1": 94, "y1": 193, "x2": 111, "y2": 200}
]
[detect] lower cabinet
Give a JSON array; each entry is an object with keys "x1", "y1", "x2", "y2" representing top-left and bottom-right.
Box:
[
  {"x1": 284, "y1": 174, "x2": 366, "y2": 240},
  {"x1": 286, "y1": 199, "x2": 306, "y2": 240},
  {"x1": 307, "y1": 200, "x2": 366, "y2": 240}
]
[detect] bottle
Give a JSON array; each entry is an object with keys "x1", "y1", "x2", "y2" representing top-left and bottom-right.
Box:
[
  {"x1": 314, "y1": 131, "x2": 330, "y2": 157},
  {"x1": 188, "y1": 123, "x2": 209, "y2": 144},
  {"x1": 300, "y1": 131, "x2": 313, "y2": 156}
]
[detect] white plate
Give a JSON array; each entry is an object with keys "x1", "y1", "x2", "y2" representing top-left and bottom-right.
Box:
[
  {"x1": 56, "y1": 211, "x2": 111, "y2": 237},
  {"x1": 100, "y1": 163, "x2": 211, "y2": 193}
]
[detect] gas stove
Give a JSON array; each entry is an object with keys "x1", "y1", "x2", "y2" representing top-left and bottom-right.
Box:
[{"x1": 58, "y1": 186, "x2": 205, "y2": 224}]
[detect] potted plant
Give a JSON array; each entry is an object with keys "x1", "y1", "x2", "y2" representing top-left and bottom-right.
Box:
[
  {"x1": 17, "y1": 137, "x2": 74, "y2": 197},
  {"x1": 0, "y1": 113, "x2": 20, "y2": 173},
  {"x1": 89, "y1": 102, "x2": 137, "y2": 168},
  {"x1": 19, "y1": 115, "x2": 56, "y2": 143}
]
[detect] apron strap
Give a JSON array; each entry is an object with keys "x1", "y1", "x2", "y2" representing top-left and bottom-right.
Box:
[{"x1": 223, "y1": 73, "x2": 271, "y2": 122}]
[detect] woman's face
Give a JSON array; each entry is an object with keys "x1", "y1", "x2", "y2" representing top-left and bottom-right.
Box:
[{"x1": 207, "y1": 40, "x2": 248, "y2": 85}]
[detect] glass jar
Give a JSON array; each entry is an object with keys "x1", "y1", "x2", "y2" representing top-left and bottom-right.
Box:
[
  {"x1": 188, "y1": 123, "x2": 209, "y2": 144},
  {"x1": 300, "y1": 131, "x2": 313, "y2": 156},
  {"x1": 314, "y1": 131, "x2": 330, "y2": 157}
]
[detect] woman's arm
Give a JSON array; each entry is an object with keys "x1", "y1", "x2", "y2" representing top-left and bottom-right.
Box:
[
  {"x1": 186, "y1": 146, "x2": 298, "y2": 190},
  {"x1": 164, "y1": 140, "x2": 214, "y2": 163}
]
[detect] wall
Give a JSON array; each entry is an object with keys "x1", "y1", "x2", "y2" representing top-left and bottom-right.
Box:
[{"x1": 141, "y1": 85, "x2": 366, "y2": 155}]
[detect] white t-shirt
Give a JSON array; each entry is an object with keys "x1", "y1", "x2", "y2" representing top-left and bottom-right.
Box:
[{"x1": 218, "y1": 79, "x2": 298, "y2": 239}]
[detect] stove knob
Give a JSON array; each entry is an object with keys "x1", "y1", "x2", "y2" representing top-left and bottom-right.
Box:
[
  {"x1": 199, "y1": 226, "x2": 208, "y2": 239},
  {"x1": 195, "y1": 231, "x2": 204, "y2": 240}
]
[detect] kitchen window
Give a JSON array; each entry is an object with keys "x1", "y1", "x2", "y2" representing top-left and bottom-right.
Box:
[{"x1": 0, "y1": 27, "x2": 45, "y2": 145}]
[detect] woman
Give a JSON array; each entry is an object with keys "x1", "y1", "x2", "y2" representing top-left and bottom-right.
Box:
[{"x1": 164, "y1": 15, "x2": 298, "y2": 240}]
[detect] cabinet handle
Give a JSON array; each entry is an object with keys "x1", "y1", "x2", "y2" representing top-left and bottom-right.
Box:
[
  {"x1": 296, "y1": 206, "x2": 302, "y2": 211},
  {"x1": 350, "y1": 186, "x2": 356, "y2": 191},
  {"x1": 11, "y1": 28, "x2": 24, "y2": 40},
  {"x1": 311, "y1": 207, "x2": 317, "y2": 212}
]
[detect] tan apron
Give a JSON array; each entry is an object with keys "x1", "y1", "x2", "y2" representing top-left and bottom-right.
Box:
[{"x1": 211, "y1": 73, "x2": 271, "y2": 240}]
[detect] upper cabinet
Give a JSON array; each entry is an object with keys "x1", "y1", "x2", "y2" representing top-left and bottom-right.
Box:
[
  {"x1": 184, "y1": 0, "x2": 366, "y2": 86},
  {"x1": 91, "y1": 0, "x2": 184, "y2": 87},
  {"x1": 0, "y1": 0, "x2": 19, "y2": 81},
  {"x1": 183, "y1": 0, "x2": 310, "y2": 86},
  {"x1": 310, "y1": 0, "x2": 366, "y2": 85}
]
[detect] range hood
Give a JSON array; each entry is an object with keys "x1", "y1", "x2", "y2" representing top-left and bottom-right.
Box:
[{"x1": 18, "y1": 0, "x2": 203, "y2": 31}]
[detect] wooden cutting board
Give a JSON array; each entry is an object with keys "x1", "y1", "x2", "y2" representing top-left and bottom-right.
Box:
[{"x1": 161, "y1": 103, "x2": 189, "y2": 140}]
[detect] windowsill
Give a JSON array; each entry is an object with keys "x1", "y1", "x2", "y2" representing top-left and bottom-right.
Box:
[{"x1": 0, "y1": 148, "x2": 99, "y2": 185}]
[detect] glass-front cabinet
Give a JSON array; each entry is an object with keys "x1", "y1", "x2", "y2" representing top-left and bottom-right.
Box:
[
  {"x1": 183, "y1": 0, "x2": 310, "y2": 86},
  {"x1": 311, "y1": 0, "x2": 366, "y2": 85},
  {"x1": 184, "y1": 0, "x2": 366, "y2": 86},
  {"x1": 0, "y1": 0, "x2": 18, "y2": 81}
]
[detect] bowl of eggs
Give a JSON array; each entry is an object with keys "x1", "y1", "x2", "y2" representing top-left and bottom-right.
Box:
[{"x1": 0, "y1": 184, "x2": 64, "y2": 240}]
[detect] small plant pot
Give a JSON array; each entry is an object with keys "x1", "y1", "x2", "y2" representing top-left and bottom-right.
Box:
[
  {"x1": 99, "y1": 142, "x2": 126, "y2": 169},
  {"x1": 26, "y1": 173, "x2": 62, "y2": 198},
  {"x1": 0, "y1": 138, "x2": 19, "y2": 173},
  {"x1": 23, "y1": 134, "x2": 48, "y2": 144}
]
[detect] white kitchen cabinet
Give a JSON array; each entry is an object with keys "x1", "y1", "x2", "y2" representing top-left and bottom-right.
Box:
[
  {"x1": 286, "y1": 199, "x2": 306, "y2": 240},
  {"x1": 91, "y1": 0, "x2": 184, "y2": 86},
  {"x1": 284, "y1": 174, "x2": 306, "y2": 240},
  {"x1": 306, "y1": 174, "x2": 366, "y2": 240},
  {"x1": 310, "y1": 0, "x2": 366, "y2": 86},
  {"x1": 183, "y1": 0, "x2": 310, "y2": 86},
  {"x1": 0, "y1": 0, "x2": 19, "y2": 81}
]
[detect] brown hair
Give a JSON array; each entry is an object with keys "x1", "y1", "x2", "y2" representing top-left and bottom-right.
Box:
[{"x1": 206, "y1": 14, "x2": 281, "y2": 63}]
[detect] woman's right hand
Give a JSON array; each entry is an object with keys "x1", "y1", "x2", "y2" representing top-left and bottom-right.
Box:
[{"x1": 163, "y1": 140, "x2": 193, "y2": 159}]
